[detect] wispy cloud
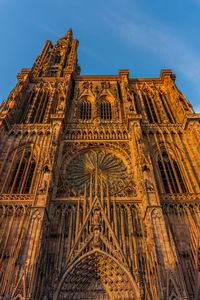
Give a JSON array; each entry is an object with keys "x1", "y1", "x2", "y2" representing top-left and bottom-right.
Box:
[
  {"x1": 103, "y1": 11, "x2": 200, "y2": 95},
  {"x1": 194, "y1": 105, "x2": 200, "y2": 113},
  {"x1": 37, "y1": 25, "x2": 61, "y2": 39},
  {"x1": 193, "y1": 0, "x2": 200, "y2": 4}
]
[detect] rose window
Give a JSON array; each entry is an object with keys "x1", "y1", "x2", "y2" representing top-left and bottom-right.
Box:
[{"x1": 63, "y1": 150, "x2": 131, "y2": 196}]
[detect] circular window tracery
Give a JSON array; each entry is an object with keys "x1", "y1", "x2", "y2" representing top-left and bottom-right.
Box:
[{"x1": 62, "y1": 150, "x2": 133, "y2": 196}]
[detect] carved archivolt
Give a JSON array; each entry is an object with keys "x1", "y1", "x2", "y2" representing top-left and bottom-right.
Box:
[
  {"x1": 54, "y1": 250, "x2": 140, "y2": 300},
  {"x1": 62, "y1": 142, "x2": 132, "y2": 165}
]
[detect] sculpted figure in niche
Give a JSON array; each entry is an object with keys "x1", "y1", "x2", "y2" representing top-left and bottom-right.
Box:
[
  {"x1": 143, "y1": 165, "x2": 154, "y2": 191},
  {"x1": 92, "y1": 207, "x2": 102, "y2": 248},
  {"x1": 39, "y1": 165, "x2": 50, "y2": 194}
]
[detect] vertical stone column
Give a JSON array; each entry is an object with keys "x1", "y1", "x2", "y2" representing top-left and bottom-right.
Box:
[{"x1": 129, "y1": 119, "x2": 189, "y2": 299}]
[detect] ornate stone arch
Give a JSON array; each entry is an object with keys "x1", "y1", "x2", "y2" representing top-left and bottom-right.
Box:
[
  {"x1": 53, "y1": 249, "x2": 140, "y2": 300},
  {"x1": 151, "y1": 140, "x2": 184, "y2": 163},
  {"x1": 11, "y1": 142, "x2": 38, "y2": 160},
  {"x1": 1, "y1": 142, "x2": 38, "y2": 194},
  {"x1": 74, "y1": 94, "x2": 95, "y2": 121},
  {"x1": 61, "y1": 142, "x2": 133, "y2": 173},
  {"x1": 96, "y1": 93, "x2": 116, "y2": 121}
]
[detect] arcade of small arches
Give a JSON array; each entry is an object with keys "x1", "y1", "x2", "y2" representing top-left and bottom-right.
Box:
[{"x1": 65, "y1": 128, "x2": 129, "y2": 140}]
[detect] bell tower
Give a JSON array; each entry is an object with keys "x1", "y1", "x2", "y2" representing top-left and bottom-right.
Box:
[{"x1": 0, "y1": 29, "x2": 200, "y2": 300}]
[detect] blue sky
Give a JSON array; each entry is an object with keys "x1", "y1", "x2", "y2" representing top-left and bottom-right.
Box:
[{"x1": 0, "y1": 0, "x2": 200, "y2": 112}]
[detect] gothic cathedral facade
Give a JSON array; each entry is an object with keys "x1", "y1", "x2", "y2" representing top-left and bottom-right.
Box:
[{"x1": 0, "y1": 29, "x2": 200, "y2": 300}]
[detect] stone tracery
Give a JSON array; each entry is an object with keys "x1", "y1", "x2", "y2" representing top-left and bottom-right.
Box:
[{"x1": 63, "y1": 150, "x2": 132, "y2": 196}]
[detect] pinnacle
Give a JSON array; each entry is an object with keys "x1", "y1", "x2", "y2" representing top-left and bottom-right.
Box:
[
  {"x1": 59, "y1": 28, "x2": 73, "y2": 41},
  {"x1": 67, "y1": 27, "x2": 73, "y2": 36}
]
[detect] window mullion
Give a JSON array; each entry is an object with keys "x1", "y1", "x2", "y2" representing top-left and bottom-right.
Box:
[
  {"x1": 26, "y1": 161, "x2": 36, "y2": 193},
  {"x1": 165, "y1": 148, "x2": 182, "y2": 193},
  {"x1": 81, "y1": 102, "x2": 91, "y2": 120},
  {"x1": 146, "y1": 94, "x2": 154, "y2": 121},
  {"x1": 38, "y1": 91, "x2": 49, "y2": 123},
  {"x1": 27, "y1": 89, "x2": 40, "y2": 123},
  {"x1": 161, "y1": 132, "x2": 183, "y2": 193},
  {"x1": 170, "y1": 160, "x2": 183, "y2": 193},
  {"x1": 1, "y1": 149, "x2": 17, "y2": 193},
  {"x1": 16, "y1": 161, "x2": 27, "y2": 193},
  {"x1": 158, "y1": 160, "x2": 170, "y2": 193},
  {"x1": 86, "y1": 102, "x2": 89, "y2": 119},
  {"x1": 20, "y1": 152, "x2": 32, "y2": 193},
  {"x1": 89, "y1": 103, "x2": 91, "y2": 119},
  {"x1": 149, "y1": 94, "x2": 160, "y2": 123},
  {"x1": 33, "y1": 91, "x2": 44, "y2": 123},
  {"x1": 154, "y1": 134, "x2": 173, "y2": 193},
  {"x1": 35, "y1": 91, "x2": 47, "y2": 123},
  {"x1": 144, "y1": 94, "x2": 154, "y2": 123},
  {"x1": 159, "y1": 93, "x2": 174, "y2": 123},
  {"x1": 21, "y1": 91, "x2": 35, "y2": 123},
  {"x1": 80, "y1": 103, "x2": 83, "y2": 119},
  {"x1": 164, "y1": 160, "x2": 177, "y2": 193},
  {"x1": 10, "y1": 149, "x2": 26, "y2": 194},
  {"x1": 83, "y1": 103, "x2": 85, "y2": 119},
  {"x1": 174, "y1": 161, "x2": 186, "y2": 192}
]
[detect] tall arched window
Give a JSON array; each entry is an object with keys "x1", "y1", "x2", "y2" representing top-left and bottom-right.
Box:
[
  {"x1": 159, "y1": 93, "x2": 174, "y2": 123},
  {"x1": 142, "y1": 93, "x2": 158, "y2": 123},
  {"x1": 158, "y1": 151, "x2": 186, "y2": 194},
  {"x1": 29, "y1": 91, "x2": 49, "y2": 124},
  {"x1": 80, "y1": 101, "x2": 91, "y2": 120},
  {"x1": 6, "y1": 151, "x2": 36, "y2": 194},
  {"x1": 50, "y1": 93, "x2": 59, "y2": 115},
  {"x1": 55, "y1": 55, "x2": 61, "y2": 64},
  {"x1": 20, "y1": 91, "x2": 35, "y2": 123},
  {"x1": 100, "y1": 101, "x2": 112, "y2": 120}
]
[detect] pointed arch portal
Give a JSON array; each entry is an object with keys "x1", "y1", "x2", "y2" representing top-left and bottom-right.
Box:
[{"x1": 53, "y1": 250, "x2": 140, "y2": 300}]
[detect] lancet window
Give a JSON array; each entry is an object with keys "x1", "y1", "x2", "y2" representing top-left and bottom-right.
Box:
[
  {"x1": 55, "y1": 55, "x2": 61, "y2": 64},
  {"x1": 29, "y1": 91, "x2": 49, "y2": 123},
  {"x1": 100, "y1": 101, "x2": 112, "y2": 120},
  {"x1": 159, "y1": 93, "x2": 174, "y2": 123},
  {"x1": 142, "y1": 93, "x2": 158, "y2": 123},
  {"x1": 20, "y1": 91, "x2": 36, "y2": 123},
  {"x1": 158, "y1": 151, "x2": 186, "y2": 194},
  {"x1": 5, "y1": 151, "x2": 36, "y2": 194},
  {"x1": 50, "y1": 93, "x2": 60, "y2": 115},
  {"x1": 80, "y1": 101, "x2": 91, "y2": 120}
]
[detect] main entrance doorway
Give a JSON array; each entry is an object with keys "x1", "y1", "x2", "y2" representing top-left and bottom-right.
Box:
[{"x1": 55, "y1": 250, "x2": 139, "y2": 300}]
